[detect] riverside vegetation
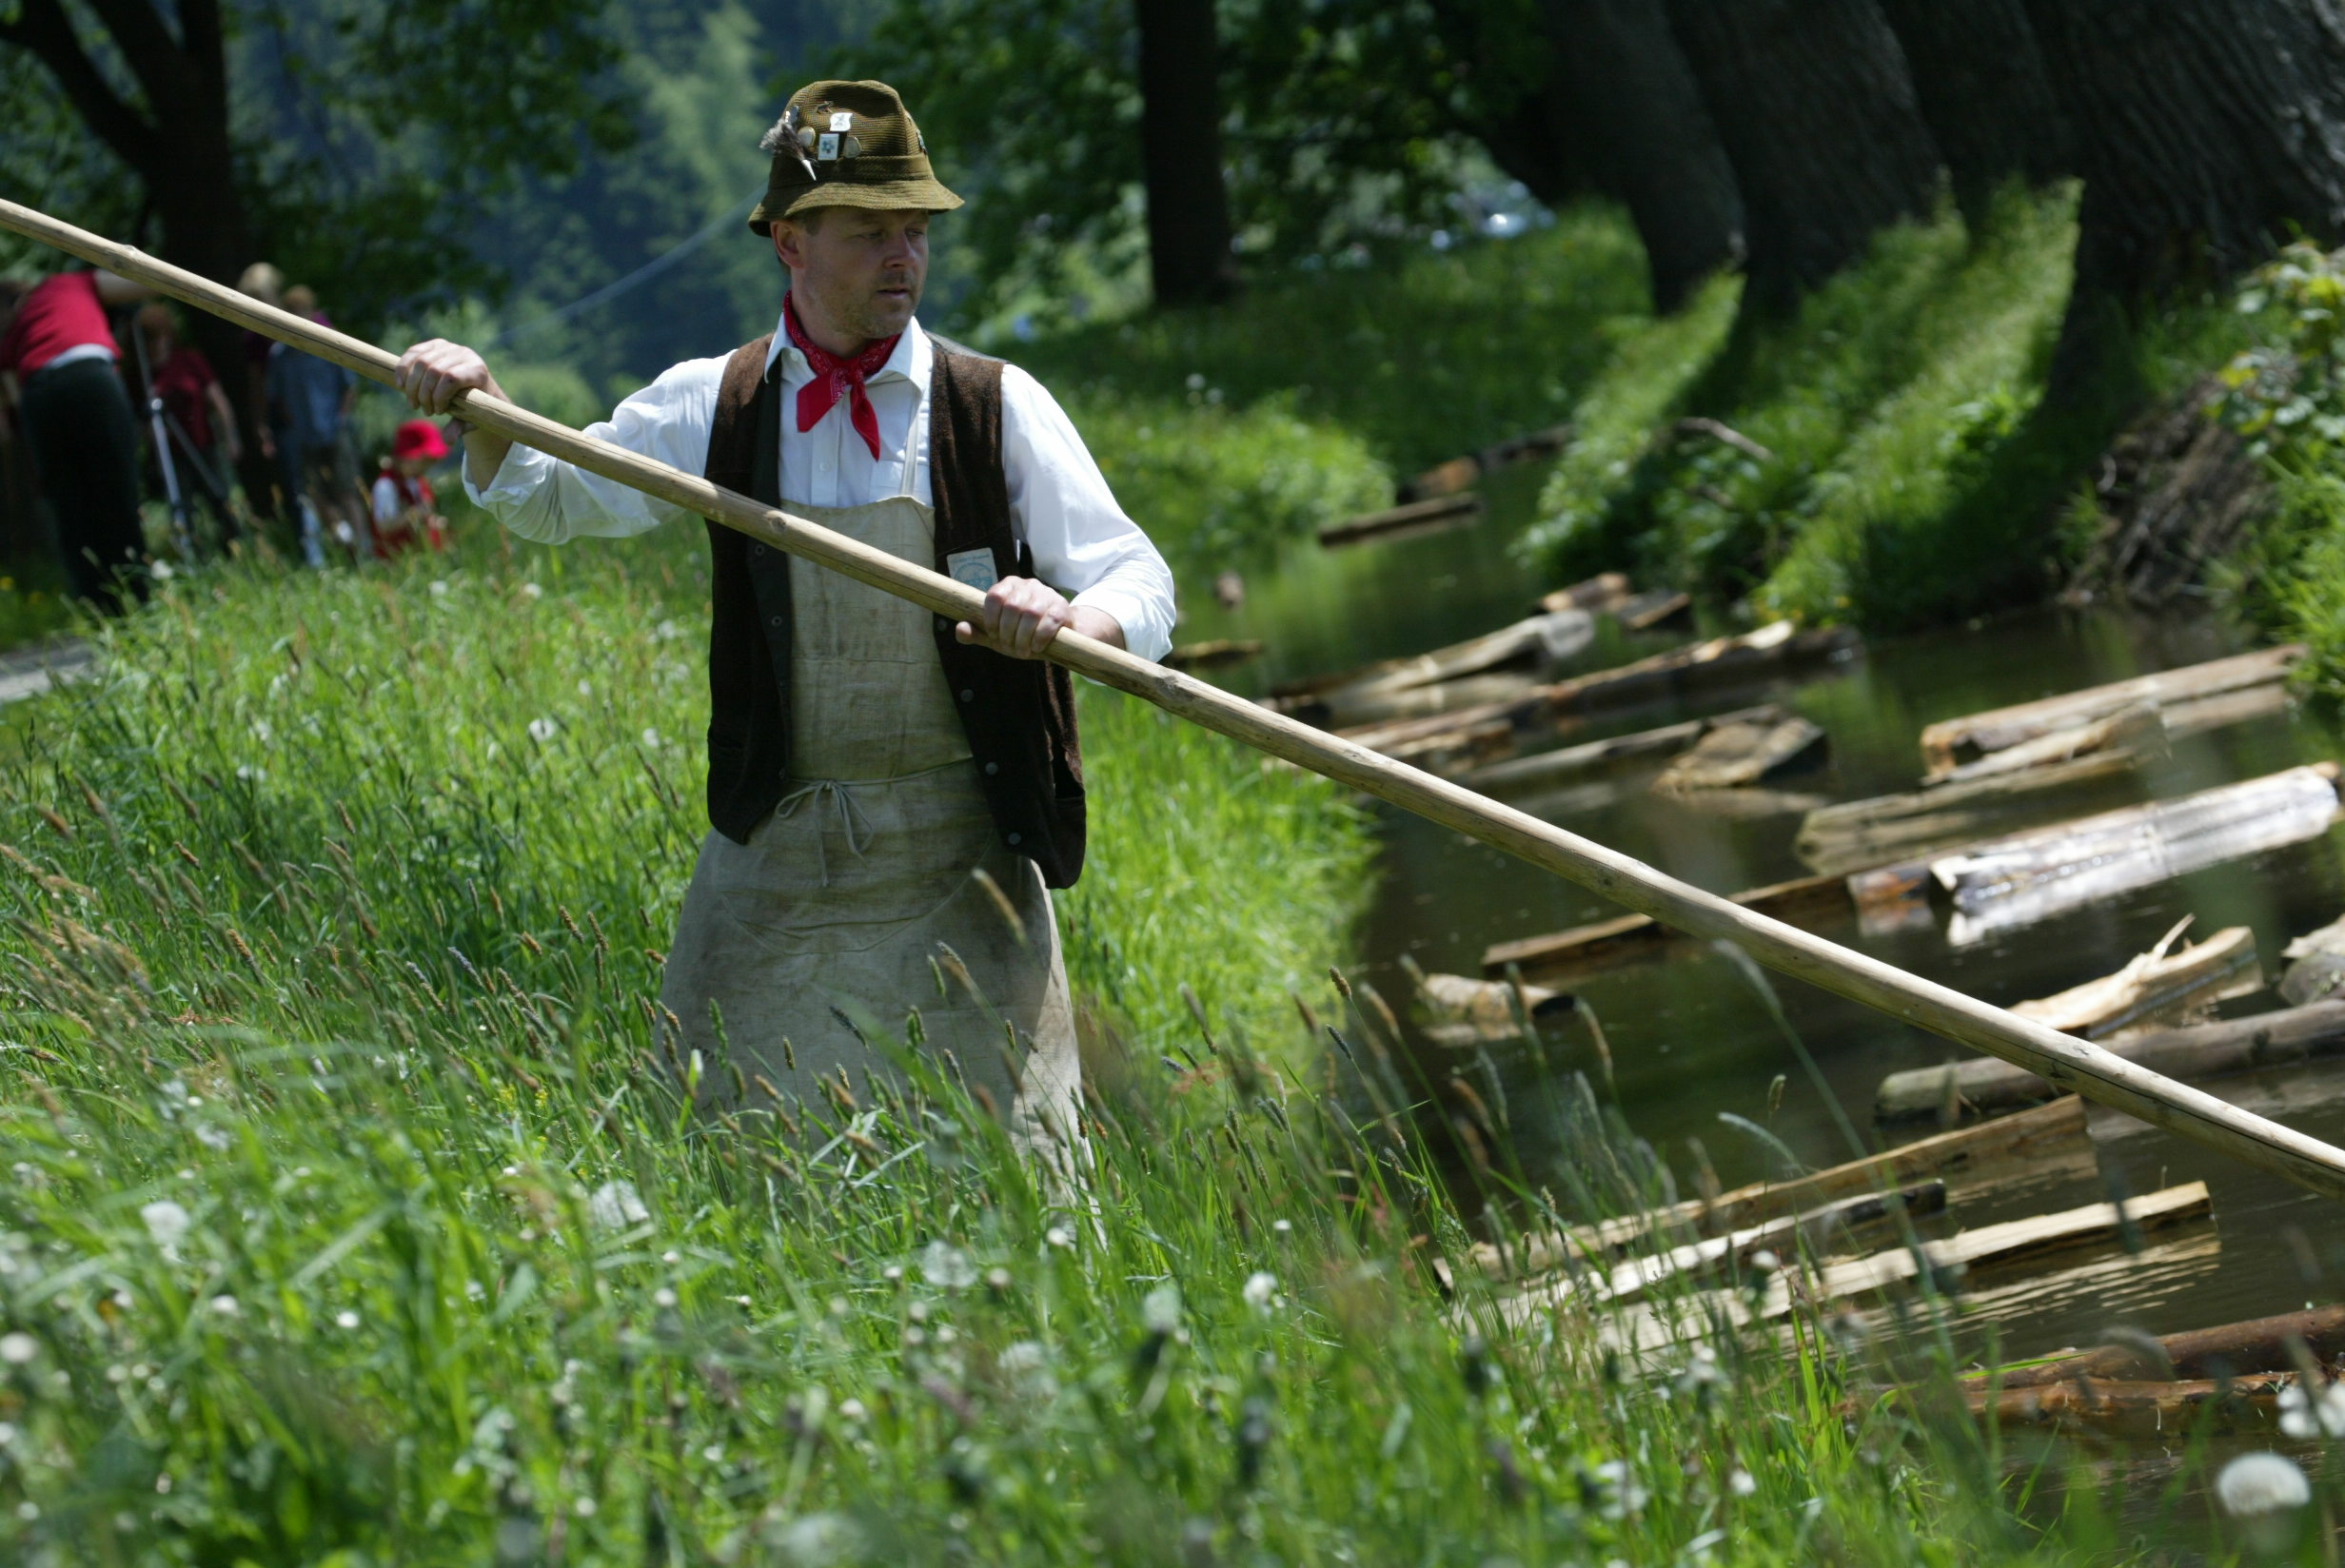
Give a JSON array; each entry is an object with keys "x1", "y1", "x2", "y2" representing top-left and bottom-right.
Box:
[{"x1": 0, "y1": 517, "x2": 2312, "y2": 1562}]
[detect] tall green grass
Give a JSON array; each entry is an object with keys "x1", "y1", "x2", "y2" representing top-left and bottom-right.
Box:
[{"x1": 0, "y1": 538, "x2": 2229, "y2": 1563}]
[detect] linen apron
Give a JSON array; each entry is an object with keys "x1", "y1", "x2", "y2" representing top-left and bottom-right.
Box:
[{"x1": 660, "y1": 451, "x2": 1081, "y2": 1150}]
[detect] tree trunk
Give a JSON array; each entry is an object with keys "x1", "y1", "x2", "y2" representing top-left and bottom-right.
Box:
[
  {"x1": 2020, "y1": 0, "x2": 2345, "y2": 304},
  {"x1": 1133, "y1": 0, "x2": 1238, "y2": 306},
  {"x1": 1663, "y1": 0, "x2": 1942, "y2": 310},
  {"x1": 1875, "y1": 0, "x2": 2068, "y2": 229},
  {"x1": 1540, "y1": 0, "x2": 1745, "y2": 310}
]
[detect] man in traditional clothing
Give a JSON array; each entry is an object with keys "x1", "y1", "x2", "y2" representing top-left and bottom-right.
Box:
[{"x1": 393, "y1": 80, "x2": 1176, "y2": 1147}]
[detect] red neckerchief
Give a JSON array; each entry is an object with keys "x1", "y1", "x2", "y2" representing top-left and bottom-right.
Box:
[{"x1": 784, "y1": 293, "x2": 898, "y2": 460}]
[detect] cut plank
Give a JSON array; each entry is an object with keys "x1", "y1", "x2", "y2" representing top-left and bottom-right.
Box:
[
  {"x1": 1537, "y1": 572, "x2": 1633, "y2": 616},
  {"x1": 1918, "y1": 645, "x2": 2303, "y2": 773},
  {"x1": 1983, "y1": 1303, "x2": 2345, "y2": 1388},
  {"x1": 1162, "y1": 638, "x2": 1263, "y2": 672},
  {"x1": 1876, "y1": 999, "x2": 2345, "y2": 1121},
  {"x1": 1617, "y1": 589, "x2": 1694, "y2": 632},
  {"x1": 1341, "y1": 622, "x2": 1860, "y2": 759},
  {"x1": 1558, "y1": 1181, "x2": 1945, "y2": 1307},
  {"x1": 1396, "y1": 422, "x2": 1575, "y2": 502},
  {"x1": 1452, "y1": 706, "x2": 1780, "y2": 794},
  {"x1": 1934, "y1": 763, "x2": 2342, "y2": 944},
  {"x1": 1796, "y1": 750, "x2": 2142, "y2": 875},
  {"x1": 2009, "y1": 919, "x2": 2259, "y2": 1038},
  {"x1": 1317, "y1": 492, "x2": 1484, "y2": 548},
  {"x1": 1650, "y1": 713, "x2": 1826, "y2": 792},
  {"x1": 1473, "y1": 1094, "x2": 2089, "y2": 1276}
]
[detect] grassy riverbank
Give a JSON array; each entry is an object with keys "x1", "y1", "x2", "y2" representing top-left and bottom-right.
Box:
[{"x1": 0, "y1": 531, "x2": 2215, "y2": 1563}]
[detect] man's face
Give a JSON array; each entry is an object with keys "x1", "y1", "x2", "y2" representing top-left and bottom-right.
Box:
[{"x1": 773, "y1": 207, "x2": 929, "y2": 345}]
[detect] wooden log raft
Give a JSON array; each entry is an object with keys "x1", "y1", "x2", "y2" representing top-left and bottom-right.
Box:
[
  {"x1": 1964, "y1": 1373, "x2": 2297, "y2": 1435},
  {"x1": 1561, "y1": 1181, "x2": 1947, "y2": 1307},
  {"x1": 1316, "y1": 491, "x2": 1484, "y2": 548},
  {"x1": 1536, "y1": 572, "x2": 1634, "y2": 616},
  {"x1": 1983, "y1": 1303, "x2": 2345, "y2": 1388},
  {"x1": 1397, "y1": 422, "x2": 1575, "y2": 503},
  {"x1": 1919, "y1": 645, "x2": 2303, "y2": 775},
  {"x1": 1650, "y1": 712, "x2": 1826, "y2": 792},
  {"x1": 1343, "y1": 621, "x2": 1861, "y2": 763},
  {"x1": 1796, "y1": 750, "x2": 2143, "y2": 875},
  {"x1": 1932, "y1": 763, "x2": 2343, "y2": 944},
  {"x1": 1267, "y1": 608, "x2": 1595, "y2": 715},
  {"x1": 1413, "y1": 970, "x2": 1575, "y2": 1048},
  {"x1": 1474, "y1": 1094, "x2": 2089, "y2": 1276},
  {"x1": 1483, "y1": 868, "x2": 1859, "y2": 984},
  {"x1": 1448, "y1": 705, "x2": 1783, "y2": 794},
  {"x1": 1877, "y1": 1000, "x2": 2345, "y2": 1121},
  {"x1": 1162, "y1": 638, "x2": 1263, "y2": 672},
  {"x1": 1926, "y1": 700, "x2": 2162, "y2": 786},
  {"x1": 2281, "y1": 912, "x2": 2345, "y2": 1005}
]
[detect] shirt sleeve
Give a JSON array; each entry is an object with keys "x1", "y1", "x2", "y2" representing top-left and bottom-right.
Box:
[
  {"x1": 371, "y1": 475, "x2": 402, "y2": 526},
  {"x1": 998, "y1": 363, "x2": 1178, "y2": 664},
  {"x1": 463, "y1": 356, "x2": 725, "y2": 544}
]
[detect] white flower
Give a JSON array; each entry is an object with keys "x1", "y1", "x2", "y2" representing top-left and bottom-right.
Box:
[
  {"x1": 1141, "y1": 1283, "x2": 1182, "y2": 1335},
  {"x1": 2217, "y1": 1452, "x2": 2311, "y2": 1518},
  {"x1": 521, "y1": 582, "x2": 543, "y2": 599},
  {"x1": 653, "y1": 1287, "x2": 678, "y2": 1308},
  {"x1": 997, "y1": 1340, "x2": 1057, "y2": 1400},
  {"x1": 922, "y1": 1241, "x2": 977, "y2": 1290},
  {"x1": 838, "y1": 1397, "x2": 867, "y2": 1421},
  {"x1": 335, "y1": 1310, "x2": 360, "y2": 1329},
  {"x1": 2278, "y1": 1380, "x2": 2345, "y2": 1440},
  {"x1": 235, "y1": 764, "x2": 265, "y2": 782},
  {"x1": 766, "y1": 1511, "x2": 861, "y2": 1566},
  {"x1": 1728, "y1": 1468, "x2": 1757, "y2": 1497},
  {"x1": 428, "y1": 580, "x2": 450, "y2": 598},
  {"x1": 587, "y1": 1180, "x2": 648, "y2": 1230},
  {"x1": 1045, "y1": 1225, "x2": 1074, "y2": 1249},
  {"x1": 207, "y1": 1295, "x2": 239, "y2": 1316},
  {"x1": 1242, "y1": 1271, "x2": 1278, "y2": 1312},
  {"x1": 527, "y1": 717, "x2": 557, "y2": 743},
  {"x1": 1588, "y1": 1459, "x2": 1648, "y2": 1520},
  {"x1": 577, "y1": 679, "x2": 593, "y2": 698},
  {"x1": 250, "y1": 720, "x2": 271, "y2": 743},
  {"x1": 141, "y1": 1199, "x2": 190, "y2": 1252},
  {"x1": 640, "y1": 728, "x2": 663, "y2": 750},
  {"x1": 0, "y1": 1333, "x2": 36, "y2": 1363},
  {"x1": 654, "y1": 618, "x2": 683, "y2": 641}
]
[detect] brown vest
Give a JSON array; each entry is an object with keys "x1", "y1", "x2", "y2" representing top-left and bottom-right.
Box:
[{"x1": 699, "y1": 333, "x2": 1087, "y2": 888}]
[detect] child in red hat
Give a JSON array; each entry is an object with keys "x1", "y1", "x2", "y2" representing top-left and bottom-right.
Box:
[{"x1": 370, "y1": 419, "x2": 450, "y2": 556}]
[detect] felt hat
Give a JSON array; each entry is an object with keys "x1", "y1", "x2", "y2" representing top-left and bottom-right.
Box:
[
  {"x1": 393, "y1": 420, "x2": 449, "y2": 461},
  {"x1": 748, "y1": 80, "x2": 962, "y2": 233}
]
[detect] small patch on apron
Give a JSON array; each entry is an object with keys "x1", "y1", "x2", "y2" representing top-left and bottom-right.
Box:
[
  {"x1": 818, "y1": 132, "x2": 841, "y2": 160},
  {"x1": 830, "y1": 110, "x2": 856, "y2": 131},
  {"x1": 946, "y1": 548, "x2": 1000, "y2": 592}
]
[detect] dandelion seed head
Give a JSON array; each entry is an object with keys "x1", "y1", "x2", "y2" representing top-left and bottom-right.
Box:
[
  {"x1": 2217, "y1": 1452, "x2": 2311, "y2": 1518},
  {"x1": 653, "y1": 1287, "x2": 678, "y2": 1308},
  {"x1": 207, "y1": 1295, "x2": 239, "y2": 1316},
  {"x1": 577, "y1": 679, "x2": 593, "y2": 698},
  {"x1": 587, "y1": 1180, "x2": 648, "y2": 1230},
  {"x1": 641, "y1": 728, "x2": 663, "y2": 749},
  {"x1": 521, "y1": 582, "x2": 543, "y2": 599},
  {"x1": 1729, "y1": 1467, "x2": 1757, "y2": 1497},
  {"x1": 1141, "y1": 1282, "x2": 1183, "y2": 1335},
  {"x1": 335, "y1": 1310, "x2": 360, "y2": 1329},
  {"x1": 572, "y1": 1497, "x2": 597, "y2": 1518},
  {"x1": 428, "y1": 579, "x2": 450, "y2": 598},
  {"x1": 0, "y1": 1333, "x2": 36, "y2": 1364},
  {"x1": 1242, "y1": 1271, "x2": 1278, "y2": 1311},
  {"x1": 141, "y1": 1199, "x2": 190, "y2": 1251},
  {"x1": 838, "y1": 1397, "x2": 868, "y2": 1421},
  {"x1": 1045, "y1": 1225, "x2": 1074, "y2": 1249},
  {"x1": 922, "y1": 1241, "x2": 977, "y2": 1290},
  {"x1": 527, "y1": 717, "x2": 558, "y2": 743},
  {"x1": 2278, "y1": 1381, "x2": 2345, "y2": 1440}
]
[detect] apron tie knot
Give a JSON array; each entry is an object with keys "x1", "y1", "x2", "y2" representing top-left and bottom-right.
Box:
[{"x1": 776, "y1": 777, "x2": 876, "y2": 887}]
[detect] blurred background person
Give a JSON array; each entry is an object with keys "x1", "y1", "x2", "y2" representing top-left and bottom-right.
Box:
[
  {"x1": 264, "y1": 284, "x2": 365, "y2": 565},
  {"x1": 133, "y1": 303, "x2": 243, "y2": 554},
  {"x1": 0, "y1": 267, "x2": 155, "y2": 611},
  {"x1": 233, "y1": 262, "x2": 286, "y2": 539},
  {"x1": 369, "y1": 419, "x2": 450, "y2": 556}
]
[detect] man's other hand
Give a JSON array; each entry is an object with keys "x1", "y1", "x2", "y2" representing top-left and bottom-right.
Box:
[
  {"x1": 395, "y1": 340, "x2": 513, "y2": 488},
  {"x1": 955, "y1": 577, "x2": 1124, "y2": 658}
]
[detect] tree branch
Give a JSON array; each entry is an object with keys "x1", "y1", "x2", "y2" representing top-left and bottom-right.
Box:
[{"x1": 0, "y1": 0, "x2": 161, "y2": 170}]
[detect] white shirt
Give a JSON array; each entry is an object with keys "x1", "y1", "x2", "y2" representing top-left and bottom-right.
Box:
[{"x1": 467, "y1": 314, "x2": 1176, "y2": 662}]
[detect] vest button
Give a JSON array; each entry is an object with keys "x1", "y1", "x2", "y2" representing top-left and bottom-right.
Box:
[
  {"x1": 770, "y1": 616, "x2": 785, "y2": 629},
  {"x1": 959, "y1": 689, "x2": 975, "y2": 702},
  {"x1": 1006, "y1": 833, "x2": 1022, "y2": 847},
  {"x1": 983, "y1": 761, "x2": 999, "y2": 776},
  {"x1": 753, "y1": 544, "x2": 766, "y2": 557}
]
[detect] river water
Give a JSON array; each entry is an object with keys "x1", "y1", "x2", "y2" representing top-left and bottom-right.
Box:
[{"x1": 1182, "y1": 480, "x2": 2345, "y2": 1370}]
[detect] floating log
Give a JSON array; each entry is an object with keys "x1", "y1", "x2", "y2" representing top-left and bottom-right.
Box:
[
  {"x1": 1396, "y1": 422, "x2": 1575, "y2": 503},
  {"x1": 1476, "y1": 1095, "x2": 2089, "y2": 1276},
  {"x1": 1796, "y1": 750, "x2": 2142, "y2": 875},
  {"x1": 1482, "y1": 869, "x2": 1856, "y2": 984},
  {"x1": 1316, "y1": 491, "x2": 1484, "y2": 548},
  {"x1": 1316, "y1": 673, "x2": 1543, "y2": 731},
  {"x1": 1342, "y1": 622, "x2": 1861, "y2": 760},
  {"x1": 1414, "y1": 971, "x2": 1574, "y2": 1047},
  {"x1": 1876, "y1": 1000, "x2": 2345, "y2": 1121},
  {"x1": 1615, "y1": 589, "x2": 1693, "y2": 632},
  {"x1": 1925, "y1": 701, "x2": 2163, "y2": 786},
  {"x1": 1933, "y1": 763, "x2": 2343, "y2": 944},
  {"x1": 1918, "y1": 645, "x2": 2304, "y2": 774},
  {"x1": 1984, "y1": 1303, "x2": 2345, "y2": 1389},
  {"x1": 2280, "y1": 912, "x2": 2345, "y2": 1006},
  {"x1": 1965, "y1": 1373, "x2": 2296, "y2": 1435},
  {"x1": 1564, "y1": 1181, "x2": 1946, "y2": 1307},
  {"x1": 1162, "y1": 638, "x2": 1263, "y2": 672},
  {"x1": 1268, "y1": 608, "x2": 1594, "y2": 713},
  {"x1": 1537, "y1": 572, "x2": 1634, "y2": 616},
  {"x1": 1651, "y1": 713, "x2": 1826, "y2": 792},
  {"x1": 2010, "y1": 918, "x2": 2259, "y2": 1039},
  {"x1": 1452, "y1": 706, "x2": 1783, "y2": 794}
]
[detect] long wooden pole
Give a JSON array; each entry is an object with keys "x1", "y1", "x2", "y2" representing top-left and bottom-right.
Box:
[{"x1": 10, "y1": 195, "x2": 2345, "y2": 1202}]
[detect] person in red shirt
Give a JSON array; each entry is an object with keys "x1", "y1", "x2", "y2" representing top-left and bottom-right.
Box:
[
  {"x1": 369, "y1": 420, "x2": 450, "y2": 556},
  {"x1": 0, "y1": 267, "x2": 155, "y2": 610},
  {"x1": 134, "y1": 304, "x2": 244, "y2": 550}
]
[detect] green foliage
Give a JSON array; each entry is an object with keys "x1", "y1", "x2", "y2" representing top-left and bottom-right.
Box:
[
  {"x1": 1060, "y1": 391, "x2": 1389, "y2": 579},
  {"x1": 1527, "y1": 185, "x2": 2084, "y2": 627},
  {"x1": 842, "y1": 0, "x2": 1527, "y2": 320}
]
